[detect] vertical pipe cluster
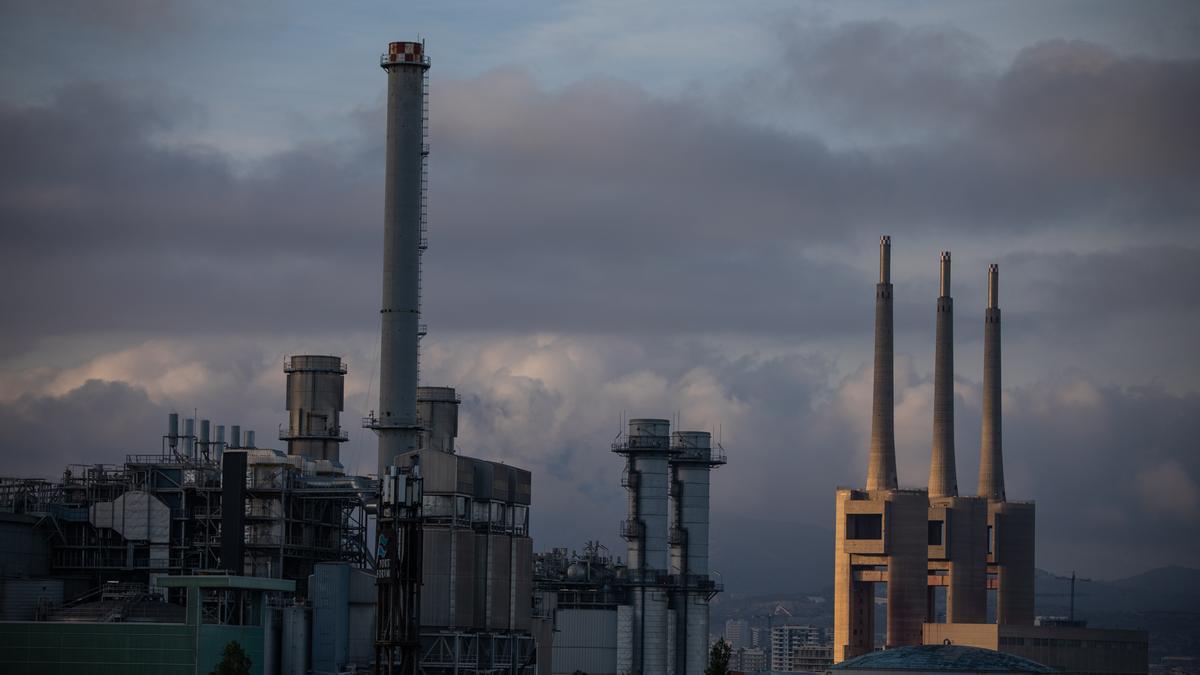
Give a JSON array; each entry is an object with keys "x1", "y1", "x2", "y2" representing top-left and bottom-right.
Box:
[
  {"x1": 374, "y1": 42, "x2": 429, "y2": 477},
  {"x1": 978, "y1": 264, "x2": 1005, "y2": 502},
  {"x1": 929, "y1": 251, "x2": 958, "y2": 498},
  {"x1": 867, "y1": 236, "x2": 899, "y2": 491}
]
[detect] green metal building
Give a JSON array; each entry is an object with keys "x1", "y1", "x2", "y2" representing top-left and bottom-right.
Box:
[{"x1": 0, "y1": 575, "x2": 294, "y2": 675}]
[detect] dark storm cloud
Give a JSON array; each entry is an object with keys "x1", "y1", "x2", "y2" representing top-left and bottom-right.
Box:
[
  {"x1": 4, "y1": 28, "x2": 1198, "y2": 350},
  {"x1": 1, "y1": 16, "x2": 1198, "y2": 582},
  {"x1": 1004, "y1": 379, "x2": 1200, "y2": 576},
  {"x1": 0, "y1": 380, "x2": 167, "y2": 474},
  {"x1": 2, "y1": 0, "x2": 194, "y2": 35},
  {"x1": 763, "y1": 19, "x2": 996, "y2": 136}
]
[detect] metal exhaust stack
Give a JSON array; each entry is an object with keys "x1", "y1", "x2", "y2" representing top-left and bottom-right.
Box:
[
  {"x1": 978, "y1": 264, "x2": 1005, "y2": 501},
  {"x1": 929, "y1": 251, "x2": 958, "y2": 498},
  {"x1": 669, "y1": 430, "x2": 726, "y2": 675},
  {"x1": 368, "y1": 40, "x2": 430, "y2": 478},
  {"x1": 373, "y1": 40, "x2": 430, "y2": 675},
  {"x1": 615, "y1": 419, "x2": 676, "y2": 675},
  {"x1": 867, "y1": 236, "x2": 898, "y2": 490}
]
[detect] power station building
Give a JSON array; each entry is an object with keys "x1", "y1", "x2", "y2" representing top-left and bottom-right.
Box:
[
  {"x1": 834, "y1": 237, "x2": 1036, "y2": 661},
  {"x1": 530, "y1": 419, "x2": 726, "y2": 675},
  {"x1": 832, "y1": 238, "x2": 1146, "y2": 675},
  {"x1": 367, "y1": 41, "x2": 536, "y2": 674},
  {"x1": 0, "y1": 38, "x2": 540, "y2": 675}
]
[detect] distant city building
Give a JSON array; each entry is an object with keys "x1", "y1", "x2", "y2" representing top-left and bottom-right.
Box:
[
  {"x1": 732, "y1": 646, "x2": 769, "y2": 672},
  {"x1": 726, "y1": 618, "x2": 751, "y2": 649},
  {"x1": 791, "y1": 644, "x2": 835, "y2": 673},
  {"x1": 771, "y1": 624, "x2": 827, "y2": 671}
]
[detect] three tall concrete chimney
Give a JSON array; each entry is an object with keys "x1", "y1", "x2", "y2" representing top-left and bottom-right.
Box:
[
  {"x1": 928, "y1": 251, "x2": 958, "y2": 498},
  {"x1": 977, "y1": 264, "x2": 1005, "y2": 501},
  {"x1": 867, "y1": 236, "x2": 899, "y2": 491}
]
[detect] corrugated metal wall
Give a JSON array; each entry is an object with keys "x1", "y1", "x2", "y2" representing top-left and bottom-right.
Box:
[{"x1": 552, "y1": 608, "x2": 618, "y2": 675}]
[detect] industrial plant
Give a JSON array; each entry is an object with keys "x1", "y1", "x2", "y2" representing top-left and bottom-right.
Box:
[
  {"x1": 0, "y1": 33, "x2": 1158, "y2": 675},
  {"x1": 0, "y1": 40, "x2": 543, "y2": 675},
  {"x1": 530, "y1": 421, "x2": 726, "y2": 675},
  {"x1": 832, "y1": 237, "x2": 1148, "y2": 674}
]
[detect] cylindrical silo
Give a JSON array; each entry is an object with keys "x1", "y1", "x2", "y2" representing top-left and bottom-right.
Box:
[
  {"x1": 230, "y1": 425, "x2": 241, "y2": 449},
  {"x1": 370, "y1": 41, "x2": 430, "y2": 477},
  {"x1": 215, "y1": 425, "x2": 225, "y2": 461},
  {"x1": 417, "y1": 386, "x2": 460, "y2": 454},
  {"x1": 282, "y1": 355, "x2": 348, "y2": 462}
]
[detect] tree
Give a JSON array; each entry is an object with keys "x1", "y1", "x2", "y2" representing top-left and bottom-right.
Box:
[
  {"x1": 210, "y1": 640, "x2": 252, "y2": 675},
  {"x1": 705, "y1": 638, "x2": 732, "y2": 675}
]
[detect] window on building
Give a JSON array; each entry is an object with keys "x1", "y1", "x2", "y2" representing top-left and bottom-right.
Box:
[
  {"x1": 847, "y1": 513, "x2": 883, "y2": 539},
  {"x1": 928, "y1": 520, "x2": 944, "y2": 545}
]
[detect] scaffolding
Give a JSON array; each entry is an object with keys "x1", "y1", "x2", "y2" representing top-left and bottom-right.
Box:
[{"x1": 0, "y1": 445, "x2": 373, "y2": 602}]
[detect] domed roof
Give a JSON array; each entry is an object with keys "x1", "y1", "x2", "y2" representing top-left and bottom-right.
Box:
[{"x1": 833, "y1": 644, "x2": 1055, "y2": 673}]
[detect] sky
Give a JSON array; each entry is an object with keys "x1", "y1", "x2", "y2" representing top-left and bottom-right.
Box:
[{"x1": 1, "y1": 0, "x2": 1198, "y2": 592}]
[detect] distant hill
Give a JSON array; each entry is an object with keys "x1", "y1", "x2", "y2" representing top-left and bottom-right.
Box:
[
  {"x1": 1111, "y1": 565, "x2": 1200, "y2": 596},
  {"x1": 1036, "y1": 566, "x2": 1200, "y2": 616}
]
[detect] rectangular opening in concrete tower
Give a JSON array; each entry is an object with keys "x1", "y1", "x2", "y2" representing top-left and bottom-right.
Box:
[
  {"x1": 928, "y1": 520, "x2": 945, "y2": 546},
  {"x1": 848, "y1": 514, "x2": 883, "y2": 540}
]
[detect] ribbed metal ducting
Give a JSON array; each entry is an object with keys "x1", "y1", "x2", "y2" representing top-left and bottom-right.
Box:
[
  {"x1": 282, "y1": 604, "x2": 310, "y2": 675},
  {"x1": 552, "y1": 608, "x2": 619, "y2": 675}
]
